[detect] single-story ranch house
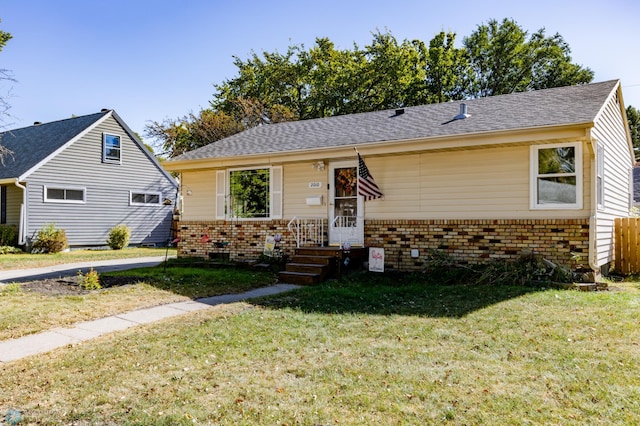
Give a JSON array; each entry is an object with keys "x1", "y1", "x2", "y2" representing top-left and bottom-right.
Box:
[
  {"x1": 162, "y1": 80, "x2": 634, "y2": 279},
  {"x1": 0, "y1": 109, "x2": 178, "y2": 248}
]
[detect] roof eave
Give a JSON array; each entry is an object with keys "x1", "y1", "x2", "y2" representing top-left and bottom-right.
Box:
[
  {"x1": 18, "y1": 111, "x2": 112, "y2": 181},
  {"x1": 162, "y1": 121, "x2": 596, "y2": 172}
]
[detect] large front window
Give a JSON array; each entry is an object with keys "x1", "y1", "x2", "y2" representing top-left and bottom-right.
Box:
[
  {"x1": 530, "y1": 142, "x2": 582, "y2": 209},
  {"x1": 229, "y1": 168, "x2": 270, "y2": 218}
]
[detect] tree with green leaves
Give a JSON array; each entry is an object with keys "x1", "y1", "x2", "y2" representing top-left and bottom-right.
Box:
[
  {"x1": 0, "y1": 19, "x2": 14, "y2": 161},
  {"x1": 423, "y1": 31, "x2": 472, "y2": 103},
  {"x1": 153, "y1": 20, "x2": 604, "y2": 157},
  {"x1": 463, "y1": 18, "x2": 593, "y2": 97},
  {"x1": 0, "y1": 19, "x2": 12, "y2": 122},
  {"x1": 627, "y1": 105, "x2": 640, "y2": 159},
  {"x1": 145, "y1": 109, "x2": 243, "y2": 158}
]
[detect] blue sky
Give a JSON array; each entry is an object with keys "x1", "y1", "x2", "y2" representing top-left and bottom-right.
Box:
[{"x1": 2, "y1": 0, "x2": 639, "y2": 143}]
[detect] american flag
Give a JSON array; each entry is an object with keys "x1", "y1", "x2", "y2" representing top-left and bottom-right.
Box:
[{"x1": 357, "y1": 153, "x2": 383, "y2": 201}]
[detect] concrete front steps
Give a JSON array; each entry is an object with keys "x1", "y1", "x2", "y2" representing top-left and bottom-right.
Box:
[{"x1": 278, "y1": 246, "x2": 368, "y2": 285}]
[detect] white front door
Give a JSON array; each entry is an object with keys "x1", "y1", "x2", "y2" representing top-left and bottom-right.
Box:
[{"x1": 328, "y1": 161, "x2": 364, "y2": 246}]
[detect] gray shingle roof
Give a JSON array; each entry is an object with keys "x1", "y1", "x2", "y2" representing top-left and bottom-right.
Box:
[
  {"x1": 0, "y1": 111, "x2": 108, "y2": 180},
  {"x1": 172, "y1": 80, "x2": 619, "y2": 162}
]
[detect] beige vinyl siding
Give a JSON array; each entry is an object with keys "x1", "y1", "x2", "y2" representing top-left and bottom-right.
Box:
[
  {"x1": 363, "y1": 145, "x2": 590, "y2": 220},
  {"x1": 282, "y1": 163, "x2": 327, "y2": 218},
  {"x1": 181, "y1": 170, "x2": 217, "y2": 221},
  {"x1": 592, "y1": 93, "x2": 634, "y2": 267},
  {"x1": 370, "y1": 154, "x2": 421, "y2": 217},
  {"x1": 276, "y1": 143, "x2": 592, "y2": 221},
  {"x1": 3, "y1": 184, "x2": 22, "y2": 228}
]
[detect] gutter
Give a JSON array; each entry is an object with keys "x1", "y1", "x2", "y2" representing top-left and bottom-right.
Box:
[
  {"x1": 586, "y1": 132, "x2": 600, "y2": 280},
  {"x1": 13, "y1": 179, "x2": 26, "y2": 245}
]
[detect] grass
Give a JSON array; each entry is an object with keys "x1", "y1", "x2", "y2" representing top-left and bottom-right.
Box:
[
  {"x1": 1, "y1": 270, "x2": 640, "y2": 424},
  {"x1": 0, "y1": 261, "x2": 276, "y2": 340},
  {"x1": 0, "y1": 247, "x2": 176, "y2": 270}
]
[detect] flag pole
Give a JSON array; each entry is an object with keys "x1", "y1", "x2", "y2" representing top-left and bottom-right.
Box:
[{"x1": 353, "y1": 146, "x2": 359, "y2": 154}]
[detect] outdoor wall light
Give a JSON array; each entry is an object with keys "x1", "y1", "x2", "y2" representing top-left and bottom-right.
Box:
[{"x1": 312, "y1": 161, "x2": 325, "y2": 171}]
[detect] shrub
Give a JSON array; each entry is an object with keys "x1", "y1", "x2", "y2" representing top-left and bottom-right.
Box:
[
  {"x1": 30, "y1": 223, "x2": 68, "y2": 253},
  {"x1": 422, "y1": 249, "x2": 572, "y2": 286},
  {"x1": 0, "y1": 224, "x2": 17, "y2": 246},
  {"x1": 0, "y1": 246, "x2": 22, "y2": 254},
  {"x1": 77, "y1": 268, "x2": 101, "y2": 290},
  {"x1": 107, "y1": 224, "x2": 131, "y2": 250}
]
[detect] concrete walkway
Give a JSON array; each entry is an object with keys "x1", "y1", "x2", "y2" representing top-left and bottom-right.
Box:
[
  {"x1": 0, "y1": 256, "x2": 300, "y2": 363},
  {"x1": 0, "y1": 284, "x2": 299, "y2": 363},
  {"x1": 0, "y1": 255, "x2": 175, "y2": 283}
]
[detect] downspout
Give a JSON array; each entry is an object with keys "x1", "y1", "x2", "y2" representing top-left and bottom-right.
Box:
[
  {"x1": 13, "y1": 179, "x2": 27, "y2": 245},
  {"x1": 586, "y1": 133, "x2": 600, "y2": 280}
]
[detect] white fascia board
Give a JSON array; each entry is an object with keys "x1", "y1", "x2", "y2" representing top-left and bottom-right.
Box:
[{"x1": 18, "y1": 111, "x2": 113, "y2": 181}]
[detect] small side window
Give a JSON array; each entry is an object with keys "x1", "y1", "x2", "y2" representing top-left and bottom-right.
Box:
[
  {"x1": 130, "y1": 191, "x2": 162, "y2": 206},
  {"x1": 44, "y1": 186, "x2": 86, "y2": 204},
  {"x1": 103, "y1": 133, "x2": 121, "y2": 163}
]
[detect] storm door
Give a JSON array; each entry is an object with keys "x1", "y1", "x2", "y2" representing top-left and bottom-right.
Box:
[{"x1": 328, "y1": 161, "x2": 364, "y2": 246}]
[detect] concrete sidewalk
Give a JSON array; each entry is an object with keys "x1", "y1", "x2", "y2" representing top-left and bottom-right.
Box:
[
  {"x1": 0, "y1": 255, "x2": 174, "y2": 283},
  {"x1": 0, "y1": 283, "x2": 300, "y2": 363}
]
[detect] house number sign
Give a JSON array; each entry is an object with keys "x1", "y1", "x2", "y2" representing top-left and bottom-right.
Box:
[{"x1": 308, "y1": 181, "x2": 322, "y2": 189}]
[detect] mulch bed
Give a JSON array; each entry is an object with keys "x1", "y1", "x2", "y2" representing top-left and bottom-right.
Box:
[{"x1": 20, "y1": 276, "x2": 141, "y2": 296}]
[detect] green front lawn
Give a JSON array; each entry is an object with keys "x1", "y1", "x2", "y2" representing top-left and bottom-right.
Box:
[
  {"x1": 0, "y1": 247, "x2": 176, "y2": 270},
  {"x1": 0, "y1": 261, "x2": 275, "y2": 340},
  {"x1": 1, "y1": 269, "x2": 639, "y2": 425}
]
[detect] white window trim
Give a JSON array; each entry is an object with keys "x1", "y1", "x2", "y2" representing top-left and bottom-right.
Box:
[
  {"x1": 224, "y1": 165, "x2": 282, "y2": 220},
  {"x1": 530, "y1": 142, "x2": 583, "y2": 210},
  {"x1": 597, "y1": 142, "x2": 605, "y2": 211},
  {"x1": 102, "y1": 133, "x2": 122, "y2": 164},
  {"x1": 44, "y1": 185, "x2": 86, "y2": 204},
  {"x1": 129, "y1": 191, "x2": 162, "y2": 206}
]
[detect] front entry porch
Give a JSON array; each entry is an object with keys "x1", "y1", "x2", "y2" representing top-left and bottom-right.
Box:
[{"x1": 278, "y1": 246, "x2": 369, "y2": 285}]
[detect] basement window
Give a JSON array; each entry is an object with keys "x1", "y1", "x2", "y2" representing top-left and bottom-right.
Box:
[
  {"x1": 530, "y1": 142, "x2": 582, "y2": 209},
  {"x1": 44, "y1": 186, "x2": 86, "y2": 204}
]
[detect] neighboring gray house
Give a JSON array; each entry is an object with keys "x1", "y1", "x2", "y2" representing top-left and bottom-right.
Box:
[{"x1": 0, "y1": 109, "x2": 178, "y2": 248}]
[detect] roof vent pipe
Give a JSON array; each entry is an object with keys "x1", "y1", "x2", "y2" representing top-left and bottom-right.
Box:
[{"x1": 454, "y1": 103, "x2": 470, "y2": 120}]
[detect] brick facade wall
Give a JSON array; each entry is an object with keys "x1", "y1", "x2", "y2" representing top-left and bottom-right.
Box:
[
  {"x1": 177, "y1": 220, "x2": 296, "y2": 260},
  {"x1": 364, "y1": 219, "x2": 589, "y2": 270},
  {"x1": 177, "y1": 219, "x2": 589, "y2": 271}
]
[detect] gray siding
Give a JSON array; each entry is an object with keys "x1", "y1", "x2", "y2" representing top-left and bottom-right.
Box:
[
  {"x1": 25, "y1": 115, "x2": 177, "y2": 247},
  {"x1": 592, "y1": 90, "x2": 634, "y2": 267}
]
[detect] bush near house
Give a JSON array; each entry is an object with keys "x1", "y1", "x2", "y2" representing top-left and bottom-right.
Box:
[
  {"x1": 107, "y1": 224, "x2": 131, "y2": 250},
  {"x1": 30, "y1": 223, "x2": 68, "y2": 254},
  {"x1": 0, "y1": 224, "x2": 17, "y2": 246}
]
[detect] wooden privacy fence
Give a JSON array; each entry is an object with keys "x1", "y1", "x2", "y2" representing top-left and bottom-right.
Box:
[{"x1": 615, "y1": 217, "x2": 640, "y2": 274}]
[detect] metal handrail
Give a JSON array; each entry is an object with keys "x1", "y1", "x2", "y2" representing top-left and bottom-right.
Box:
[{"x1": 287, "y1": 216, "x2": 325, "y2": 247}]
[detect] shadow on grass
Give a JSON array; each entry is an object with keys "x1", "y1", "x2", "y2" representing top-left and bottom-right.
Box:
[
  {"x1": 103, "y1": 260, "x2": 278, "y2": 299},
  {"x1": 254, "y1": 270, "x2": 548, "y2": 318}
]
